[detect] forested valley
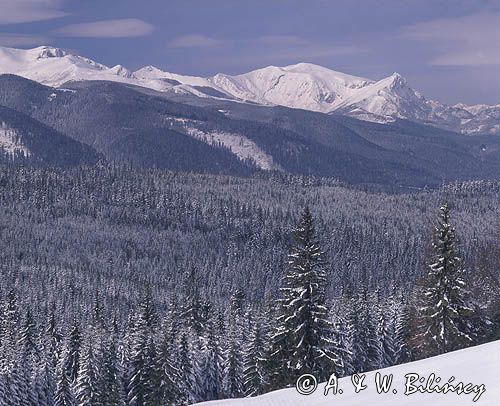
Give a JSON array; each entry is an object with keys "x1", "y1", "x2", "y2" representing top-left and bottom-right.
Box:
[{"x1": 0, "y1": 164, "x2": 499, "y2": 405}]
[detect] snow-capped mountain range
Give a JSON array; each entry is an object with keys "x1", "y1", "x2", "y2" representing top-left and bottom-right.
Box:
[{"x1": 1, "y1": 45, "x2": 499, "y2": 135}]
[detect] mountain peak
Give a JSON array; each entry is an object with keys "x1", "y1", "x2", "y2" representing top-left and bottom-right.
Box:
[
  {"x1": 0, "y1": 46, "x2": 498, "y2": 135},
  {"x1": 389, "y1": 72, "x2": 407, "y2": 85},
  {"x1": 110, "y1": 65, "x2": 135, "y2": 78},
  {"x1": 32, "y1": 46, "x2": 68, "y2": 59}
]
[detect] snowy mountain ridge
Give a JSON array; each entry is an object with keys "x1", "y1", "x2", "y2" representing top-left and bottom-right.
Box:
[
  {"x1": 194, "y1": 340, "x2": 500, "y2": 406},
  {"x1": 1, "y1": 45, "x2": 499, "y2": 135}
]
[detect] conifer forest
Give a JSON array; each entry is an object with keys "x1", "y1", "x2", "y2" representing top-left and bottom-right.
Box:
[{"x1": 0, "y1": 164, "x2": 499, "y2": 405}]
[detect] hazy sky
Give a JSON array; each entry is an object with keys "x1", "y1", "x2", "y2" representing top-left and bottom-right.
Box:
[{"x1": 1, "y1": 0, "x2": 500, "y2": 104}]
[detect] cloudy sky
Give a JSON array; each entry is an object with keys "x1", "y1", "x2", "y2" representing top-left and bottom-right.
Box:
[{"x1": 0, "y1": 0, "x2": 499, "y2": 104}]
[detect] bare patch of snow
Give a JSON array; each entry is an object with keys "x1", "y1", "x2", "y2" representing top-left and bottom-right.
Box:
[
  {"x1": 165, "y1": 117, "x2": 279, "y2": 170},
  {"x1": 0, "y1": 122, "x2": 30, "y2": 157}
]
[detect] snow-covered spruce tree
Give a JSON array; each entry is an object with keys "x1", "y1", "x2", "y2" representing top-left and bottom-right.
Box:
[
  {"x1": 243, "y1": 324, "x2": 266, "y2": 397},
  {"x1": 223, "y1": 288, "x2": 246, "y2": 399},
  {"x1": 268, "y1": 207, "x2": 339, "y2": 390},
  {"x1": 75, "y1": 342, "x2": 102, "y2": 406},
  {"x1": 349, "y1": 289, "x2": 380, "y2": 373},
  {"x1": 2, "y1": 289, "x2": 20, "y2": 360},
  {"x1": 125, "y1": 310, "x2": 157, "y2": 406},
  {"x1": 416, "y1": 202, "x2": 474, "y2": 356},
  {"x1": 63, "y1": 322, "x2": 82, "y2": 385},
  {"x1": 394, "y1": 295, "x2": 413, "y2": 364},
  {"x1": 54, "y1": 361, "x2": 75, "y2": 406},
  {"x1": 18, "y1": 309, "x2": 40, "y2": 369},
  {"x1": 100, "y1": 322, "x2": 124, "y2": 406},
  {"x1": 33, "y1": 356, "x2": 57, "y2": 406},
  {"x1": 0, "y1": 371, "x2": 7, "y2": 406},
  {"x1": 331, "y1": 315, "x2": 354, "y2": 378},
  {"x1": 200, "y1": 319, "x2": 224, "y2": 401},
  {"x1": 45, "y1": 305, "x2": 64, "y2": 369},
  {"x1": 2, "y1": 363, "x2": 25, "y2": 406},
  {"x1": 182, "y1": 267, "x2": 205, "y2": 337},
  {"x1": 224, "y1": 336, "x2": 244, "y2": 398},
  {"x1": 178, "y1": 332, "x2": 197, "y2": 404},
  {"x1": 376, "y1": 302, "x2": 396, "y2": 369},
  {"x1": 155, "y1": 318, "x2": 182, "y2": 405}
]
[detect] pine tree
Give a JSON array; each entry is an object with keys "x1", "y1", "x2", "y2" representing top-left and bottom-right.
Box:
[
  {"x1": 0, "y1": 371, "x2": 7, "y2": 406},
  {"x1": 100, "y1": 324, "x2": 123, "y2": 406},
  {"x1": 125, "y1": 310, "x2": 156, "y2": 406},
  {"x1": 18, "y1": 308, "x2": 40, "y2": 371},
  {"x1": 377, "y1": 303, "x2": 396, "y2": 368},
  {"x1": 349, "y1": 289, "x2": 380, "y2": 373},
  {"x1": 229, "y1": 289, "x2": 246, "y2": 325},
  {"x1": 33, "y1": 357, "x2": 57, "y2": 406},
  {"x1": 75, "y1": 343, "x2": 102, "y2": 406},
  {"x1": 331, "y1": 315, "x2": 354, "y2": 377},
  {"x1": 2, "y1": 289, "x2": 20, "y2": 357},
  {"x1": 178, "y1": 332, "x2": 196, "y2": 404},
  {"x1": 268, "y1": 207, "x2": 338, "y2": 389},
  {"x1": 45, "y1": 305, "x2": 64, "y2": 369},
  {"x1": 3, "y1": 363, "x2": 24, "y2": 406},
  {"x1": 394, "y1": 295, "x2": 413, "y2": 364},
  {"x1": 155, "y1": 318, "x2": 182, "y2": 405},
  {"x1": 54, "y1": 362, "x2": 75, "y2": 406},
  {"x1": 200, "y1": 319, "x2": 224, "y2": 401},
  {"x1": 224, "y1": 338, "x2": 244, "y2": 398},
  {"x1": 182, "y1": 267, "x2": 205, "y2": 336},
  {"x1": 243, "y1": 324, "x2": 266, "y2": 397},
  {"x1": 63, "y1": 322, "x2": 82, "y2": 384},
  {"x1": 416, "y1": 202, "x2": 474, "y2": 356}
]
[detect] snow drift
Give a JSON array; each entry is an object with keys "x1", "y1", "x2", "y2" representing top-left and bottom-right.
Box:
[{"x1": 194, "y1": 340, "x2": 500, "y2": 405}]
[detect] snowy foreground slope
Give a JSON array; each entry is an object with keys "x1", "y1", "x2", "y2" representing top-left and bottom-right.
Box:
[
  {"x1": 1, "y1": 45, "x2": 499, "y2": 135},
  {"x1": 195, "y1": 341, "x2": 500, "y2": 405}
]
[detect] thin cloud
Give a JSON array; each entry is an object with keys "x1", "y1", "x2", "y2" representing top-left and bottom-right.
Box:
[
  {"x1": 56, "y1": 19, "x2": 155, "y2": 38},
  {"x1": 168, "y1": 33, "x2": 366, "y2": 63},
  {"x1": 0, "y1": 33, "x2": 49, "y2": 47},
  {"x1": 168, "y1": 34, "x2": 226, "y2": 48},
  {"x1": 251, "y1": 35, "x2": 309, "y2": 46},
  {"x1": 0, "y1": 0, "x2": 68, "y2": 24},
  {"x1": 237, "y1": 36, "x2": 368, "y2": 65},
  {"x1": 401, "y1": 12, "x2": 500, "y2": 66}
]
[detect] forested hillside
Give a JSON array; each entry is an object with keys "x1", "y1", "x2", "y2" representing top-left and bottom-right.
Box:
[
  {"x1": 3, "y1": 74, "x2": 500, "y2": 188},
  {"x1": 1, "y1": 165, "x2": 500, "y2": 308},
  {"x1": 1, "y1": 165, "x2": 500, "y2": 404}
]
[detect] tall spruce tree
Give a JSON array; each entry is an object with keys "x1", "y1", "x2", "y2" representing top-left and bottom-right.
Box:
[
  {"x1": 349, "y1": 289, "x2": 380, "y2": 373},
  {"x1": 75, "y1": 342, "x2": 102, "y2": 406},
  {"x1": 268, "y1": 207, "x2": 338, "y2": 389},
  {"x1": 178, "y1": 332, "x2": 196, "y2": 404},
  {"x1": 416, "y1": 202, "x2": 474, "y2": 356},
  {"x1": 243, "y1": 324, "x2": 266, "y2": 397},
  {"x1": 200, "y1": 319, "x2": 224, "y2": 401},
  {"x1": 125, "y1": 311, "x2": 156, "y2": 406},
  {"x1": 100, "y1": 324, "x2": 123, "y2": 406},
  {"x1": 394, "y1": 295, "x2": 413, "y2": 364},
  {"x1": 155, "y1": 318, "x2": 182, "y2": 405},
  {"x1": 63, "y1": 322, "x2": 82, "y2": 385},
  {"x1": 54, "y1": 362, "x2": 75, "y2": 406}
]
